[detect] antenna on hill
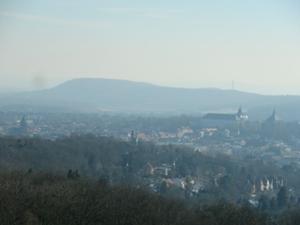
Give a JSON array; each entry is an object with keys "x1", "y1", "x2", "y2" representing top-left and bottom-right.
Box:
[{"x1": 231, "y1": 80, "x2": 235, "y2": 90}]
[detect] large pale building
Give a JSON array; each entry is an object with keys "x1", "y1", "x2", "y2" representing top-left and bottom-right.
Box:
[{"x1": 201, "y1": 107, "x2": 248, "y2": 128}]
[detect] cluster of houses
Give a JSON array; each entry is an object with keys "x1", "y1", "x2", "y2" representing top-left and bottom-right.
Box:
[
  {"x1": 139, "y1": 161, "x2": 211, "y2": 197},
  {"x1": 248, "y1": 176, "x2": 286, "y2": 195},
  {"x1": 138, "y1": 158, "x2": 290, "y2": 202}
]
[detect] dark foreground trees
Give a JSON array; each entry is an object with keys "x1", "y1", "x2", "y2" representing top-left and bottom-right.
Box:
[{"x1": 0, "y1": 171, "x2": 297, "y2": 225}]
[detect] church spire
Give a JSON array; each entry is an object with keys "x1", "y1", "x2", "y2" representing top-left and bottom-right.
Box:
[
  {"x1": 237, "y1": 106, "x2": 242, "y2": 116},
  {"x1": 266, "y1": 108, "x2": 278, "y2": 123}
]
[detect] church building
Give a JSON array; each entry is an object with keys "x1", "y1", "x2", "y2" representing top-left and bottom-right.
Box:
[{"x1": 201, "y1": 107, "x2": 248, "y2": 128}]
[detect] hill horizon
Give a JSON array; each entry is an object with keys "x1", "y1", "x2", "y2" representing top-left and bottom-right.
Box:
[
  {"x1": 0, "y1": 77, "x2": 300, "y2": 121},
  {"x1": 1, "y1": 77, "x2": 298, "y2": 96}
]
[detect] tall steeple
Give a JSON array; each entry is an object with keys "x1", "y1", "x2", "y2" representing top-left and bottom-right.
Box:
[
  {"x1": 237, "y1": 106, "x2": 243, "y2": 116},
  {"x1": 271, "y1": 109, "x2": 276, "y2": 121},
  {"x1": 266, "y1": 108, "x2": 278, "y2": 123},
  {"x1": 20, "y1": 116, "x2": 27, "y2": 129},
  {"x1": 236, "y1": 106, "x2": 248, "y2": 120},
  {"x1": 18, "y1": 115, "x2": 28, "y2": 135}
]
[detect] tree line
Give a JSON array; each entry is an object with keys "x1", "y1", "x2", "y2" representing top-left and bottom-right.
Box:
[{"x1": 1, "y1": 171, "x2": 298, "y2": 225}]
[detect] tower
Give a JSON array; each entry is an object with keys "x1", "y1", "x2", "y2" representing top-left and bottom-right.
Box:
[
  {"x1": 265, "y1": 109, "x2": 279, "y2": 124},
  {"x1": 129, "y1": 130, "x2": 138, "y2": 144},
  {"x1": 237, "y1": 106, "x2": 243, "y2": 117},
  {"x1": 19, "y1": 115, "x2": 28, "y2": 135}
]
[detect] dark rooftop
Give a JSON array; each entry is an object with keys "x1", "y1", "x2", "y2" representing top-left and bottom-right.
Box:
[{"x1": 203, "y1": 113, "x2": 237, "y2": 121}]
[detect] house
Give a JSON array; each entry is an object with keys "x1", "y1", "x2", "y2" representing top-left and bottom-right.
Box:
[{"x1": 143, "y1": 162, "x2": 154, "y2": 176}]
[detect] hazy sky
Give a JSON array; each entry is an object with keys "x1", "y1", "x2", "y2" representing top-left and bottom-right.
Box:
[{"x1": 0, "y1": 0, "x2": 300, "y2": 94}]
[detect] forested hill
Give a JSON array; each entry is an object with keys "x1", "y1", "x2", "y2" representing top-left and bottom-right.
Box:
[
  {"x1": 0, "y1": 135, "x2": 299, "y2": 203},
  {"x1": 0, "y1": 136, "x2": 299, "y2": 225},
  {"x1": 0, "y1": 172, "x2": 275, "y2": 225},
  {"x1": 0, "y1": 135, "x2": 281, "y2": 179},
  {"x1": 2, "y1": 78, "x2": 300, "y2": 120}
]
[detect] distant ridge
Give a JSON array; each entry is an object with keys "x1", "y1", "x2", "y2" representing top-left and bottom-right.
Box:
[{"x1": 1, "y1": 78, "x2": 300, "y2": 120}]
